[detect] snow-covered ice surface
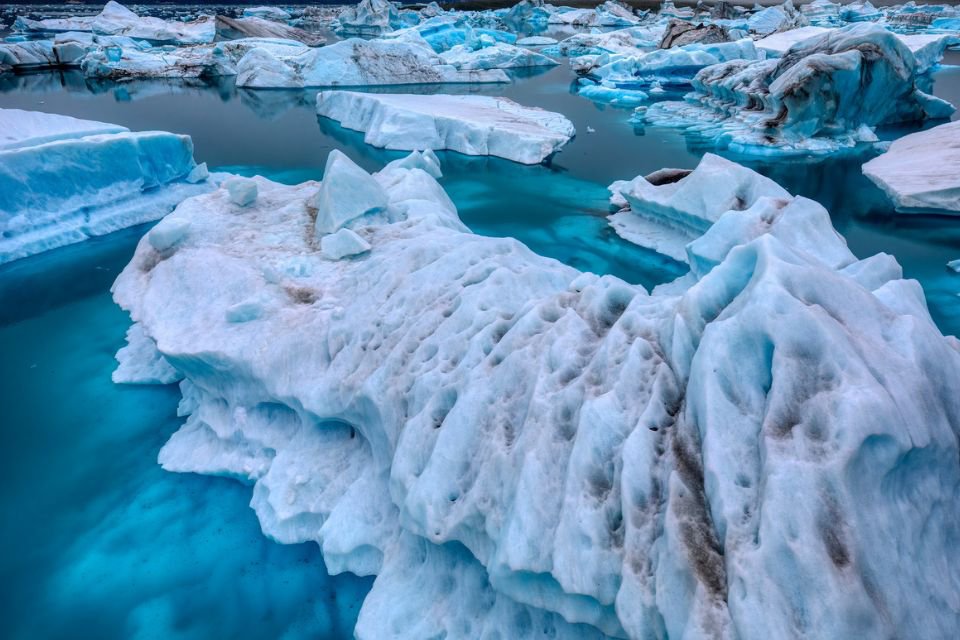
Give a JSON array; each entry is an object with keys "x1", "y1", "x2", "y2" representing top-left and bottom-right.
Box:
[
  {"x1": 316, "y1": 92, "x2": 575, "y2": 164},
  {"x1": 112, "y1": 150, "x2": 960, "y2": 640},
  {"x1": 862, "y1": 120, "x2": 960, "y2": 214},
  {"x1": 0, "y1": 108, "x2": 212, "y2": 264}
]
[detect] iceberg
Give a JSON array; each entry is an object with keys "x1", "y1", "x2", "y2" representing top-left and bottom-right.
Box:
[
  {"x1": 643, "y1": 24, "x2": 955, "y2": 156},
  {"x1": 15, "y1": 2, "x2": 215, "y2": 45},
  {"x1": 862, "y1": 120, "x2": 960, "y2": 215},
  {"x1": 235, "y1": 38, "x2": 509, "y2": 89},
  {"x1": 242, "y1": 6, "x2": 292, "y2": 22},
  {"x1": 439, "y1": 42, "x2": 558, "y2": 70},
  {"x1": 755, "y1": 25, "x2": 830, "y2": 57},
  {"x1": 659, "y1": 19, "x2": 730, "y2": 49},
  {"x1": 335, "y1": 0, "x2": 403, "y2": 36},
  {"x1": 0, "y1": 32, "x2": 93, "y2": 73},
  {"x1": 0, "y1": 108, "x2": 211, "y2": 264},
  {"x1": 801, "y1": 0, "x2": 842, "y2": 27},
  {"x1": 113, "y1": 150, "x2": 960, "y2": 640},
  {"x1": 80, "y1": 42, "x2": 234, "y2": 80},
  {"x1": 607, "y1": 153, "x2": 790, "y2": 262},
  {"x1": 840, "y1": 0, "x2": 882, "y2": 23},
  {"x1": 215, "y1": 16, "x2": 326, "y2": 47},
  {"x1": 588, "y1": 38, "x2": 759, "y2": 89},
  {"x1": 315, "y1": 92, "x2": 575, "y2": 164}
]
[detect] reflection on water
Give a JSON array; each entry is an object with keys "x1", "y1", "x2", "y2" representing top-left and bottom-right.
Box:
[{"x1": 0, "y1": 50, "x2": 959, "y2": 639}]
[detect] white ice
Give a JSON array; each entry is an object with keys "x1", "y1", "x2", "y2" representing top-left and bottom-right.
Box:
[
  {"x1": 862, "y1": 120, "x2": 960, "y2": 214},
  {"x1": 316, "y1": 92, "x2": 575, "y2": 164},
  {"x1": 113, "y1": 149, "x2": 960, "y2": 640},
  {"x1": 0, "y1": 108, "x2": 211, "y2": 264}
]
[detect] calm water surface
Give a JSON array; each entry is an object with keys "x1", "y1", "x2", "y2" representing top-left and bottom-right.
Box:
[{"x1": 1, "y1": 42, "x2": 959, "y2": 640}]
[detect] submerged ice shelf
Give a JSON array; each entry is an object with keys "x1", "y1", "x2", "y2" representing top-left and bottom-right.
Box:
[
  {"x1": 112, "y1": 149, "x2": 960, "y2": 640},
  {"x1": 0, "y1": 108, "x2": 211, "y2": 264}
]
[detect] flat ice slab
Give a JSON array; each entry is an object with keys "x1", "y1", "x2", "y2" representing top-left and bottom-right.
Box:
[
  {"x1": 755, "y1": 26, "x2": 830, "y2": 56},
  {"x1": 0, "y1": 108, "x2": 211, "y2": 264},
  {"x1": 316, "y1": 92, "x2": 575, "y2": 164},
  {"x1": 862, "y1": 120, "x2": 960, "y2": 214}
]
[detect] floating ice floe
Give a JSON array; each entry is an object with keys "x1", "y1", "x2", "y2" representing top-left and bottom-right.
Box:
[
  {"x1": 215, "y1": 15, "x2": 326, "y2": 47},
  {"x1": 335, "y1": 0, "x2": 404, "y2": 36},
  {"x1": 0, "y1": 108, "x2": 211, "y2": 264},
  {"x1": 642, "y1": 24, "x2": 955, "y2": 156},
  {"x1": 112, "y1": 148, "x2": 960, "y2": 640},
  {"x1": 0, "y1": 32, "x2": 93, "y2": 72},
  {"x1": 516, "y1": 36, "x2": 557, "y2": 47},
  {"x1": 316, "y1": 92, "x2": 574, "y2": 164},
  {"x1": 387, "y1": 18, "x2": 516, "y2": 54},
  {"x1": 235, "y1": 37, "x2": 509, "y2": 88},
  {"x1": 659, "y1": 19, "x2": 731, "y2": 49},
  {"x1": 801, "y1": 0, "x2": 842, "y2": 27},
  {"x1": 15, "y1": 1, "x2": 216, "y2": 45},
  {"x1": 242, "y1": 6, "x2": 292, "y2": 22},
  {"x1": 587, "y1": 38, "x2": 759, "y2": 90},
  {"x1": 607, "y1": 153, "x2": 790, "y2": 262},
  {"x1": 439, "y1": 41, "x2": 558, "y2": 70},
  {"x1": 548, "y1": 1, "x2": 641, "y2": 28},
  {"x1": 840, "y1": 0, "x2": 882, "y2": 23},
  {"x1": 755, "y1": 25, "x2": 831, "y2": 56},
  {"x1": 862, "y1": 120, "x2": 960, "y2": 214},
  {"x1": 542, "y1": 26, "x2": 664, "y2": 58}
]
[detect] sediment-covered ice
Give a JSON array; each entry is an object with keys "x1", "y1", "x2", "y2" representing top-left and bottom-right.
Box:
[
  {"x1": 862, "y1": 120, "x2": 960, "y2": 214},
  {"x1": 113, "y1": 149, "x2": 960, "y2": 640},
  {"x1": 235, "y1": 37, "x2": 509, "y2": 88},
  {"x1": 315, "y1": 92, "x2": 574, "y2": 164},
  {"x1": 642, "y1": 24, "x2": 955, "y2": 156},
  {"x1": 215, "y1": 15, "x2": 326, "y2": 47},
  {"x1": 0, "y1": 108, "x2": 211, "y2": 264}
]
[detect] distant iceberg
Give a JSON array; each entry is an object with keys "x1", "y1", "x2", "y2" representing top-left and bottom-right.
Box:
[
  {"x1": 235, "y1": 37, "x2": 509, "y2": 88},
  {"x1": 642, "y1": 24, "x2": 955, "y2": 156},
  {"x1": 14, "y1": 1, "x2": 215, "y2": 45},
  {"x1": 0, "y1": 108, "x2": 211, "y2": 264},
  {"x1": 316, "y1": 92, "x2": 574, "y2": 164},
  {"x1": 113, "y1": 149, "x2": 960, "y2": 640}
]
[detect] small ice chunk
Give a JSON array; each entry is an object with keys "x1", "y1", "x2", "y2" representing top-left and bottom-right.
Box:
[
  {"x1": 224, "y1": 177, "x2": 258, "y2": 207},
  {"x1": 147, "y1": 216, "x2": 190, "y2": 251},
  {"x1": 321, "y1": 228, "x2": 372, "y2": 260},
  {"x1": 948, "y1": 259, "x2": 960, "y2": 273},
  {"x1": 225, "y1": 299, "x2": 264, "y2": 323},
  {"x1": 186, "y1": 162, "x2": 209, "y2": 184},
  {"x1": 383, "y1": 149, "x2": 443, "y2": 179},
  {"x1": 313, "y1": 150, "x2": 388, "y2": 236}
]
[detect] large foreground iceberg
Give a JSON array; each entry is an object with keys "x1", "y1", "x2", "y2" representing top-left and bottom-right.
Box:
[
  {"x1": 862, "y1": 120, "x2": 960, "y2": 214},
  {"x1": 316, "y1": 92, "x2": 575, "y2": 164},
  {"x1": 235, "y1": 37, "x2": 508, "y2": 88},
  {"x1": 113, "y1": 149, "x2": 960, "y2": 639},
  {"x1": 0, "y1": 108, "x2": 210, "y2": 264}
]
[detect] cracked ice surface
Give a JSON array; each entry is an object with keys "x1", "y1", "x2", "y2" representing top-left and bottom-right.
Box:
[{"x1": 113, "y1": 150, "x2": 960, "y2": 640}]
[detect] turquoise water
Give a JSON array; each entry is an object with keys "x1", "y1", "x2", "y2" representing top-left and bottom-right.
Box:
[{"x1": 1, "y1": 54, "x2": 959, "y2": 639}]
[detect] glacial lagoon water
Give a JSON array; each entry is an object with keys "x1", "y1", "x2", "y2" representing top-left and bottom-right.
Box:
[{"x1": 1, "y1": 47, "x2": 960, "y2": 640}]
